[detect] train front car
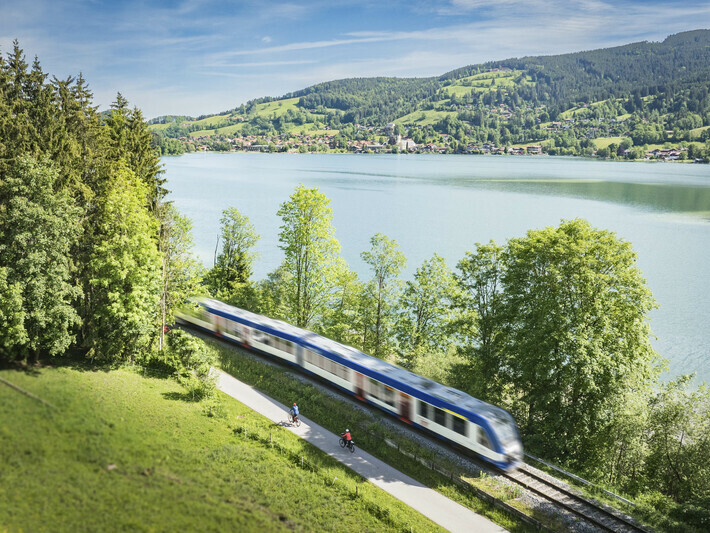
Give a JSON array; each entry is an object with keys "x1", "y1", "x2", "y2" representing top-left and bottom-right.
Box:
[{"x1": 482, "y1": 407, "x2": 523, "y2": 470}]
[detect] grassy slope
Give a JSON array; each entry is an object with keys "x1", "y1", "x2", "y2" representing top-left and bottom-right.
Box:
[
  {"x1": 212, "y1": 339, "x2": 544, "y2": 532},
  {"x1": 0, "y1": 365, "x2": 444, "y2": 533}
]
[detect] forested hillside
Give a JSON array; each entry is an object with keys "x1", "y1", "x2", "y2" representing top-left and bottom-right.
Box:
[
  {"x1": 0, "y1": 41, "x2": 208, "y2": 386},
  {"x1": 151, "y1": 30, "x2": 710, "y2": 161}
]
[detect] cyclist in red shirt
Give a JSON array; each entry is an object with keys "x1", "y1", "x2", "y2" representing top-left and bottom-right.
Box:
[{"x1": 341, "y1": 429, "x2": 352, "y2": 445}]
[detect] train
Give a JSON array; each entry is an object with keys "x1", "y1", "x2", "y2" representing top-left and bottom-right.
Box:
[{"x1": 177, "y1": 297, "x2": 523, "y2": 470}]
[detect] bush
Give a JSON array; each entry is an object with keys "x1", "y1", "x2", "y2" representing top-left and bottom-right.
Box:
[
  {"x1": 168, "y1": 329, "x2": 216, "y2": 379},
  {"x1": 139, "y1": 330, "x2": 218, "y2": 399}
]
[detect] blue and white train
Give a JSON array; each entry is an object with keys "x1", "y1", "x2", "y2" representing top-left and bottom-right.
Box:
[{"x1": 177, "y1": 297, "x2": 523, "y2": 470}]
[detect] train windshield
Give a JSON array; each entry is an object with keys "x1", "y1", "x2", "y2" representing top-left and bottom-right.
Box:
[{"x1": 490, "y1": 412, "x2": 518, "y2": 445}]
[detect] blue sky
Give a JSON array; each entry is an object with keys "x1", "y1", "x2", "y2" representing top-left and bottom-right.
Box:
[{"x1": 2, "y1": 0, "x2": 709, "y2": 119}]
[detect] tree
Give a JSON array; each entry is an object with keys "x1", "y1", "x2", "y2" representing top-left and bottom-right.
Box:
[
  {"x1": 318, "y1": 260, "x2": 365, "y2": 348},
  {"x1": 206, "y1": 207, "x2": 259, "y2": 299},
  {"x1": 158, "y1": 203, "x2": 205, "y2": 350},
  {"x1": 360, "y1": 233, "x2": 406, "y2": 358},
  {"x1": 645, "y1": 376, "x2": 710, "y2": 508},
  {"x1": 0, "y1": 155, "x2": 82, "y2": 362},
  {"x1": 277, "y1": 185, "x2": 341, "y2": 328},
  {"x1": 104, "y1": 93, "x2": 165, "y2": 211},
  {"x1": 501, "y1": 218, "x2": 660, "y2": 466},
  {"x1": 453, "y1": 241, "x2": 507, "y2": 402},
  {"x1": 0, "y1": 267, "x2": 27, "y2": 358},
  {"x1": 82, "y1": 163, "x2": 161, "y2": 361},
  {"x1": 396, "y1": 254, "x2": 458, "y2": 367}
]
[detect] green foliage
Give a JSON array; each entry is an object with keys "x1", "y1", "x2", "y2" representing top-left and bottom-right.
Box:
[
  {"x1": 360, "y1": 233, "x2": 406, "y2": 358},
  {"x1": 0, "y1": 267, "x2": 27, "y2": 356},
  {"x1": 0, "y1": 42, "x2": 192, "y2": 364},
  {"x1": 396, "y1": 254, "x2": 458, "y2": 367},
  {"x1": 277, "y1": 185, "x2": 342, "y2": 328},
  {"x1": 644, "y1": 376, "x2": 710, "y2": 511},
  {"x1": 318, "y1": 261, "x2": 366, "y2": 349},
  {"x1": 83, "y1": 164, "x2": 162, "y2": 361},
  {"x1": 453, "y1": 241, "x2": 507, "y2": 403},
  {"x1": 501, "y1": 219, "x2": 659, "y2": 465},
  {"x1": 0, "y1": 155, "x2": 82, "y2": 361},
  {"x1": 158, "y1": 203, "x2": 206, "y2": 349},
  {"x1": 205, "y1": 207, "x2": 259, "y2": 297}
]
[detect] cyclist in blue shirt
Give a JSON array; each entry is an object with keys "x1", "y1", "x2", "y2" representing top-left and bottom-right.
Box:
[{"x1": 290, "y1": 402, "x2": 299, "y2": 424}]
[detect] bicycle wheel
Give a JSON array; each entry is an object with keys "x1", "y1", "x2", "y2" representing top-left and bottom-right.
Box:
[
  {"x1": 349, "y1": 443, "x2": 355, "y2": 453},
  {"x1": 288, "y1": 414, "x2": 294, "y2": 424},
  {"x1": 295, "y1": 417, "x2": 301, "y2": 427},
  {"x1": 339, "y1": 437, "x2": 346, "y2": 448}
]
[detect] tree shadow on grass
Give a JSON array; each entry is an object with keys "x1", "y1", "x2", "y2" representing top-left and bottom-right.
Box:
[
  {"x1": 162, "y1": 391, "x2": 201, "y2": 402},
  {"x1": 0, "y1": 358, "x2": 45, "y2": 376}
]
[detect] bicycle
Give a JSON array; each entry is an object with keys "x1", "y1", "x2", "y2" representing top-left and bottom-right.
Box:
[
  {"x1": 288, "y1": 410, "x2": 301, "y2": 427},
  {"x1": 339, "y1": 436, "x2": 355, "y2": 453}
]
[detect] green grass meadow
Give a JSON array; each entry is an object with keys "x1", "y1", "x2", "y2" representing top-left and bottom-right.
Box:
[{"x1": 0, "y1": 364, "x2": 445, "y2": 533}]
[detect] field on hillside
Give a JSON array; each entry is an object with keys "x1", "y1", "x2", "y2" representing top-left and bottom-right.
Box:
[{"x1": 0, "y1": 365, "x2": 444, "y2": 532}]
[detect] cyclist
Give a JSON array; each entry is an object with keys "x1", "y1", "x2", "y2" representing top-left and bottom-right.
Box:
[
  {"x1": 290, "y1": 402, "x2": 299, "y2": 424},
  {"x1": 341, "y1": 428, "x2": 352, "y2": 449}
]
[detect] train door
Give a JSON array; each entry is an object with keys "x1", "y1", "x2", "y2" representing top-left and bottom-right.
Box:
[
  {"x1": 296, "y1": 344, "x2": 304, "y2": 367},
  {"x1": 240, "y1": 325, "x2": 251, "y2": 346},
  {"x1": 355, "y1": 372, "x2": 365, "y2": 398},
  {"x1": 399, "y1": 393, "x2": 411, "y2": 422},
  {"x1": 215, "y1": 316, "x2": 226, "y2": 336}
]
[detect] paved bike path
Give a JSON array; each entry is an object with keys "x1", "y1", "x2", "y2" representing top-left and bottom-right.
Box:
[{"x1": 215, "y1": 369, "x2": 506, "y2": 533}]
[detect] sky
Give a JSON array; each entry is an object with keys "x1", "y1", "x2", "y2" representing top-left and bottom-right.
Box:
[{"x1": 2, "y1": 0, "x2": 709, "y2": 120}]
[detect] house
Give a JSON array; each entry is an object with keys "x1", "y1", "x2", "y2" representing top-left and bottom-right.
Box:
[{"x1": 397, "y1": 138, "x2": 418, "y2": 152}]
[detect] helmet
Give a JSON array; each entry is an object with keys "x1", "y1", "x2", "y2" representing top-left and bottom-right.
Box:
[
  {"x1": 293, "y1": 403, "x2": 297, "y2": 406},
  {"x1": 346, "y1": 429, "x2": 349, "y2": 432}
]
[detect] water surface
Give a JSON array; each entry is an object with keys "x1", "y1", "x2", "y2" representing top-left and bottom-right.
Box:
[{"x1": 163, "y1": 153, "x2": 710, "y2": 383}]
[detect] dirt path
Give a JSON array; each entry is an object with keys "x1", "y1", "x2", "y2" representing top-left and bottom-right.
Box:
[{"x1": 215, "y1": 368, "x2": 507, "y2": 533}]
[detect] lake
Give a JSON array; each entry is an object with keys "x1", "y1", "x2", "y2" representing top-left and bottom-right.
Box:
[{"x1": 163, "y1": 153, "x2": 710, "y2": 384}]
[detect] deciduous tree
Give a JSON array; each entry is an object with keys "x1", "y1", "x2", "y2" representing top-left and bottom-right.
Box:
[
  {"x1": 83, "y1": 164, "x2": 161, "y2": 361},
  {"x1": 501, "y1": 218, "x2": 659, "y2": 465},
  {"x1": 207, "y1": 207, "x2": 259, "y2": 295},
  {"x1": 277, "y1": 185, "x2": 341, "y2": 328},
  {"x1": 360, "y1": 233, "x2": 406, "y2": 358},
  {"x1": 396, "y1": 254, "x2": 458, "y2": 367},
  {"x1": 158, "y1": 203, "x2": 205, "y2": 350},
  {"x1": 453, "y1": 241, "x2": 507, "y2": 402},
  {"x1": 0, "y1": 155, "x2": 82, "y2": 362}
]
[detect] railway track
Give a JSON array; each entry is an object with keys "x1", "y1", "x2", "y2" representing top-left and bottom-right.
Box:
[
  {"x1": 184, "y1": 325, "x2": 653, "y2": 532},
  {"x1": 501, "y1": 463, "x2": 650, "y2": 533}
]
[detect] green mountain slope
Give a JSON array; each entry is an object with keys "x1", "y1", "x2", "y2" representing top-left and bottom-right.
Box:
[{"x1": 150, "y1": 30, "x2": 710, "y2": 160}]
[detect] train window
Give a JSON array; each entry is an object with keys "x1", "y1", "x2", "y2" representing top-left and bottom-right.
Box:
[
  {"x1": 418, "y1": 401, "x2": 430, "y2": 419},
  {"x1": 279, "y1": 338, "x2": 294, "y2": 354},
  {"x1": 369, "y1": 378, "x2": 381, "y2": 400},
  {"x1": 383, "y1": 386, "x2": 395, "y2": 407},
  {"x1": 434, "y1": 407, "x2": 446, "y2": 427},
  {"x1": 477, "y1": 428, "x2": 492, "y2": 449},
  {"x1": 334, "y1": 361, "x2": 349, "y2": 380},
  {"x1": 452, "y1": 416, "x2": 467, "y2": 436}
]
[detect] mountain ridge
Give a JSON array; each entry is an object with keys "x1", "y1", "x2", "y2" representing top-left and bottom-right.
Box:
[{"x1": 149, "y1": 29, "x2": 710, "y2": 160}]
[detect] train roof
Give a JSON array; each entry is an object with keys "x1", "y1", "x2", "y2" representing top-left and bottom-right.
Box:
[{"x1": 200, "y1": 298, "x2": 514, "y2": 424}]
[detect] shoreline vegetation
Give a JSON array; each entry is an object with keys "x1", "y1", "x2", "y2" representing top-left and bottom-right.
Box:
[{"x1": 149, "y1": 30, "x2": 710, "y2": 164}]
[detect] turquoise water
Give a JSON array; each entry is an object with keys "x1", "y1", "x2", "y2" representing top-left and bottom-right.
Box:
[{"x1": 163, "y1": 153, "x2": 710, "y2": 383}]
